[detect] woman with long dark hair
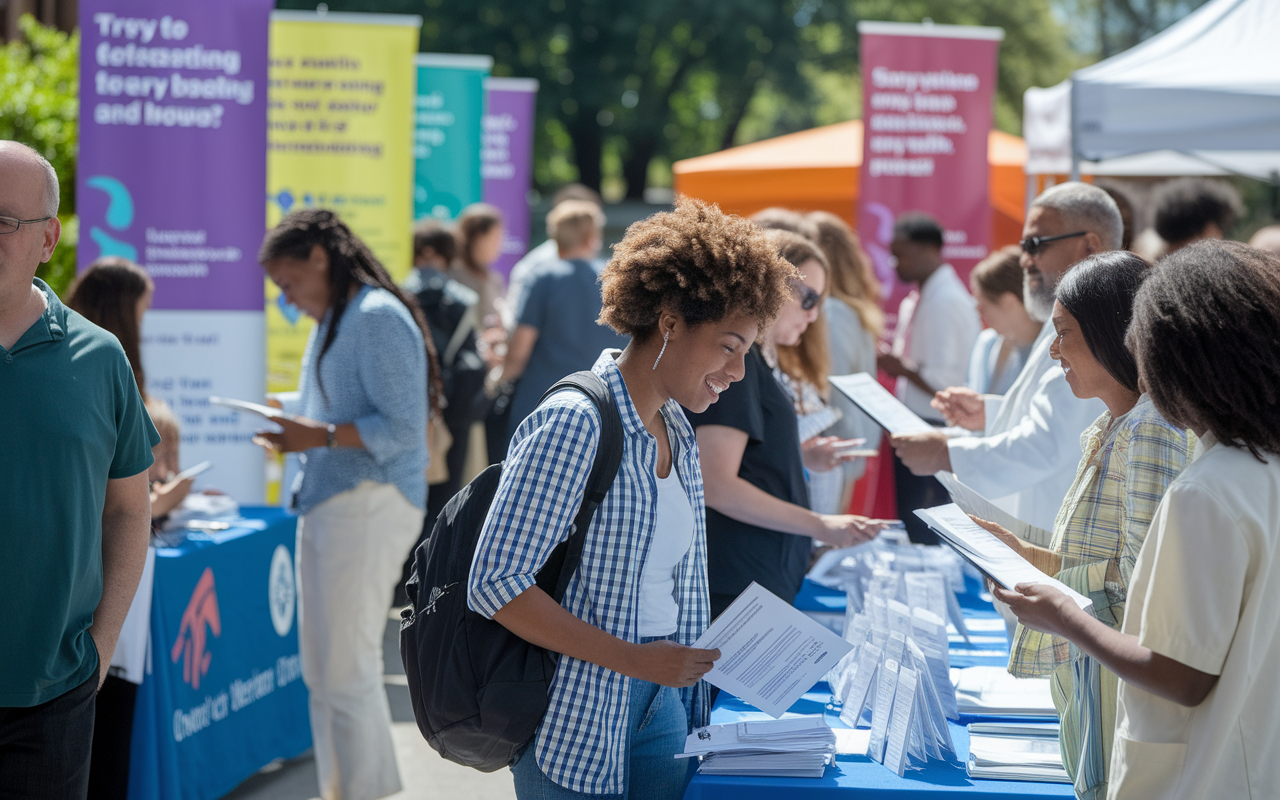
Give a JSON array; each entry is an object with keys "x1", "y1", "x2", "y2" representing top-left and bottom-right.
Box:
[
  {"x1": 990, "y1": 241, "x2": 1280, "y2": 799},
  {"x1": 256, "y1": 209, "x2": 439, "y2": 800},
  {"x1": 975, "y1": 252, "x2": 1191, "y2": 798}
]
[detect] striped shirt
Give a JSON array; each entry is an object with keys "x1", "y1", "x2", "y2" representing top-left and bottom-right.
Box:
[
  {"x1": 468, "y1": 351, "x2": 710, "y2": 794},
  {"x1": 1007, "y1": 394, "x2": 1190, "y2": 799}
]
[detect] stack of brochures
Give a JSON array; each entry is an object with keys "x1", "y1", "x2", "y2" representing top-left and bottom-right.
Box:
[
  {"x1": 681, "y1": 716, "x2": 835, "y2": 778},
  {"x1": 967, "y1": 722, "x2": 1071, "y2": 783},
  {"x1": 953, "y1": 666, "x2": 1056, "y2": 717}
]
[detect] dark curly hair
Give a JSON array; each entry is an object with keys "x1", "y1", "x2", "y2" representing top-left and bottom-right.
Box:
[
  {"x1": 1153, "y1": 178, "x2": 1242, "y2": 246},
  {"x1": 260, "y1": 209, "x2": 442, "y2": 416},
  {"x1": 599, "y1": 199, "x2": 799, "y2": 342},
  {"x1": 1128, "y1": 240, "x2": 1280, "y2": 461},
  {"x1": 1055, "y1": 251, "x2": 1149, "y2": 393}
]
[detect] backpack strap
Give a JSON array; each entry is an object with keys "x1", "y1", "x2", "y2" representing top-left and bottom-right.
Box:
[{"x1": 535, "y1": 370, "x2": 625, "y2": 604}]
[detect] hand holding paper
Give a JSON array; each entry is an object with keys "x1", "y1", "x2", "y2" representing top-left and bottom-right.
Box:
[
  {"x1": 692, "y1": 583, "x2": 853, "y2": 718},
  {"x1": 914, "y1": 504, "x2": 1092, "y2": 612}
]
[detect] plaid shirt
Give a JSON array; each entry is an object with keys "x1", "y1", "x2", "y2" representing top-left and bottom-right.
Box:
[
  {"x1": 468, "y1": 351, "x2": 710, "y2": 794},
  {"x1": 1007, "y1": 395, "x2": 1190, "y2": 799}
]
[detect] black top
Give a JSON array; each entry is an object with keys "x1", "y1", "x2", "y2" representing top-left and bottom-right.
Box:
[{"x1": 684, "y1": 346, "x2": 812, "y2": 604}]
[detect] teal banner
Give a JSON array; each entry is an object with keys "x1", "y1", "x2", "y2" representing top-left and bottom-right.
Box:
[{"x1": 413, "y1": 53, "x2": 491, "y2": 220}]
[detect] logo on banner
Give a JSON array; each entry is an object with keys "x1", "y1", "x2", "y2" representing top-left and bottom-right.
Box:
[
  {"x1": 84, "y1": 175, "x2": 138, "y2": 261},
  {"x1": 172, "y1": 567, "x2": 221, "y2": 690},
  {"x1": 268, "y1": 544, "x2": 296, "y2": 636}
]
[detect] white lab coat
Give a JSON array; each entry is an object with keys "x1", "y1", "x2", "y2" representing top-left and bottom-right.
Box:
[{"x1": 946, "y1": 319, "x2": 1105, "y2": 532}]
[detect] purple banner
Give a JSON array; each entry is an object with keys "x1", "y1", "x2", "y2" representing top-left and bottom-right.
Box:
[
  {"x1": 482, "y1": 77, "x2": 538, "y2": 280},
  {"x1": 78, "y1": 0, "x2": 270, "y2": 311}
]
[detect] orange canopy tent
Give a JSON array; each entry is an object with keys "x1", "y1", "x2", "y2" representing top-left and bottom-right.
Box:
[{"x1": 672, "y1": 120, "x2": 1028, "y2": 249}]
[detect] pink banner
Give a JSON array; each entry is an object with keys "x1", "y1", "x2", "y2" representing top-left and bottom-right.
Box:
[{"x1": 856, "y1": 23, "x2": 1002, "y2": 315}]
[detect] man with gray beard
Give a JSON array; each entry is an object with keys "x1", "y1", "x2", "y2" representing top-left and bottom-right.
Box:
[{"x1": 890, "y1": 182, "x2": 1120, "y2": 532}]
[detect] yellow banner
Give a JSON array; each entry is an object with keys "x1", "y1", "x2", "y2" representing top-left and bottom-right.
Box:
[
  {"x1": 265, "y1": 11, "x2": 420, "y2": 392},
  {"x1": 264, "y1": 12, "x2": 420, "y2": 501}
]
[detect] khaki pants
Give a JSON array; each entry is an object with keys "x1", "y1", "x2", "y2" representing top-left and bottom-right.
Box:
[{"x1": 297, "y1": 480, "x2": 421, "y2": 800}]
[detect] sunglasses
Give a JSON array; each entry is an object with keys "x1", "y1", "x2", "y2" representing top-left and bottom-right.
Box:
[
  {"x1": 1020, "y1": 230, "x2": 1087, "y2": 256},
  {"x1": 793, "y1": 283, "x2": 821, "y2": 311}
]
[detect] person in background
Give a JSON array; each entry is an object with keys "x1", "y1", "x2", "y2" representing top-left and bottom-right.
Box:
[
  {"x1": 896, "y1": 183, "x2": 1118, "y2": 532},
  {"x1": 750, "y1": 206, "x2": 821, "y2": 241},
  {"x1": 688, "y1": 228, "x2": 887, "y2": 619},
  {"x1": 399, "y1": 219, "x2": 486, "y2": 604},
  {"x1": 447, "y1": 202, "x2": 506, "y2": 325},
  {"x1": 967, "y1": 246, "x2": 1040, "y2": 399},
  {"x1": 974, "y1": 252, "x2": 1191, "y2": 799},
  {"x1": 1248, "y1": 223, "x2": 1280, "y2": 257},
  {"x1": 990, "y1": 241, "x2": 1280, "y2": 800},
  {"x1": 0, "y1": 140, "x2": 156, "y2": 800},
  {"x1": 878, "y1": 212, "x2": 980, "y2": 544},
  {"x1": 1152, "y1": 177, "x2": 1242, "y2": 254},
  {"x1": 256, "y1": 209, "x2": 437, "y2": 800},
  {"x1": 446, "y1": 203, "x2": 508, "y2": 467},
  {"x1": 769, "y1": 236, "x2": 859, "y2": 516},
  {"x1": 810, "y1": 211, "x2": 884, "y2": 495},
  {"x1": 1099, "y1": 185, "x2": 1135, "y2": 251},
  {"x1": 503, "y1": 183, "x2": 604, "y2": 332},
  {"x1": 750, "y1": 209, "x2": 857, "y2": 514},
  {"x1": 66, "y1": 258, "x2": 194, "y2": 520},
  {"x1": 470, "y1": 199, "x2": 799, "y2": 799},
  {"x1": 494, "y1": 200, "x2": 628, "y2": 446}
]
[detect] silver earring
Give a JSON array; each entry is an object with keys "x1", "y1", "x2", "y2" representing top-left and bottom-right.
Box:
[{"x1": 652, "y1": 330, "x2": 670, "y2": 370}]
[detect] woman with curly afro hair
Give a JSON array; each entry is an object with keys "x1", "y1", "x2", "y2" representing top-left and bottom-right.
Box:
[
  {"x1": 686, "y1": 228, "x2": 889, "y2": 621},
  {"x1": 469, "y1": 199, "x2": 800, "y2": 799}
]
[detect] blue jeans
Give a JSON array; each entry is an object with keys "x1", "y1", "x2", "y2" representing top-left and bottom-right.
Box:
[{"x1": 512, "y1": 667, "x2": 693, "y2": 799}]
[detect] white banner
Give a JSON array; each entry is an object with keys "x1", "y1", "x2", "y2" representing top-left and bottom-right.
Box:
[{"x1": 142, "y1": 310, "x2": 266, "y2": 503}]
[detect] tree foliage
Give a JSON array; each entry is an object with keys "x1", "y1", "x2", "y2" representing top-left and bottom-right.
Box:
[{"x1": 0, "y1": 15, "x2": 79, "y2": 296}]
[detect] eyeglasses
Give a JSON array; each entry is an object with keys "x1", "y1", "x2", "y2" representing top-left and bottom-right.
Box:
[
  {"x1": 794, "y1": 283, "x2": 821, "y2": 311},
  {"x1": 0, "y1": 215, "x2": 53, "y2": 235},
  {"x1": 1020, "y1": 230, "x2": 1087, "y2": 256}
]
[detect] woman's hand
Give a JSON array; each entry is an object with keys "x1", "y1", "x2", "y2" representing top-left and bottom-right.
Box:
[
  {"x1": 627, "y1": 640, "x2": 721, "y2": 688},
  {"x1": 802, "y1": 436, "x2": 866, "y2": 473},
  {"x1": 150, "y1": 475, "x2": 195, "y2": 518},
  {"x1": 253, "y1": 416, "x2": 330, "y2": 453},
  {"x1": 989, "y1": 582, "x2": 1084, "y2": 639},
  {"x1": 971, "y1": 515, "x2": 1061, "y2": 576},
  {"x1": 813, "y1": 515, "x2": 892, "y2": 548},
  {"x1": 932, "y1": 387, "x2": 985, "y2": 431}
]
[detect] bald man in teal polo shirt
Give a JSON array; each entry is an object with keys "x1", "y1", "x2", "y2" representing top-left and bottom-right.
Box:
[{"x1": 0, "y1": 141, "x2": 157, "y2": 798}]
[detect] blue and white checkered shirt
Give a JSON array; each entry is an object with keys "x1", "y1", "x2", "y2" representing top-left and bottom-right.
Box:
[{"x1": 468, "y1": 351, "x2": 710, "y2": 794}]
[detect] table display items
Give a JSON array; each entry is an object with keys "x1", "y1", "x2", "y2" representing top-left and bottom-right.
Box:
[
  {"x1": 966, "y1": 722, "x2": 1071, "y2": 783},
  {"x1": 680, "y1": 716, "x2": 837, "y2": 778},
  {"x1": 953, "y1": 666, "x2": 1056, "y2": 717}
]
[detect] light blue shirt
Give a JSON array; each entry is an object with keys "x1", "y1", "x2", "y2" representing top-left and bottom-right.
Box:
[{"x1": 283, "y1": 286, "x2": 428, "y2": 514}]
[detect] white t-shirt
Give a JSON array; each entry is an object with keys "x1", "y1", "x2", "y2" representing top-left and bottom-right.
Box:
[
  {"x1": 1108, "y1": 433, "x2": 1280, "y2": 800},
  {"x1": 891, "y1": 264, "x2": 981, "y2": 419},
  {"x1": 638, "y1": 466, "x2": 695, "y2": 637}
]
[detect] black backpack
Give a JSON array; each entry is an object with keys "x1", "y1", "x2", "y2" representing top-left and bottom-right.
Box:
[{"x1": 399, "y1": 371, "x2": 625, "y2": 771}]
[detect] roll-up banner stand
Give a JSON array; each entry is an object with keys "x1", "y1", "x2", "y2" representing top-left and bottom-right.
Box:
[
  {"x1": 856, "y1": 21, "x2": 1003, "y2": 318},
  {"x1": 79, "y1": 0, "x2": 273, "y2": 502},
  {"x1": 481, "y1": 77, "x2": 538, "y2": 281},
  {"x1": 414, "y1": 53, "x2": 492, "y2": 221},
  {"x1": 264, "y1": 10, "x2": 420, "y2": 502}
]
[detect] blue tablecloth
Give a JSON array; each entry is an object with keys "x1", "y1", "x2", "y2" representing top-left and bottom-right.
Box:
[
  {"x1": 685, "y1": 579, "x2": 1071, "y2": 799},
  {"x1": 128, "y1": 507, "x2": 312, "y2": 800}
]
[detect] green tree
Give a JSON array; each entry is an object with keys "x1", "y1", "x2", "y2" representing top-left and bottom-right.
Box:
[
  {"x1": 282, "y1": 0, "x2": 1077, "y2": 197},
  {"x1": 0, "y1": 15, "x2": 79, "y2": 296},
  {"x1": 1055, "y1": 0, "x2": 1211, "y2": 59}
]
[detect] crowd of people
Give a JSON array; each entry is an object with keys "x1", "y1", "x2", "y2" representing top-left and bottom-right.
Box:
[{"x1": 4, "y1": 128, "x2": 1280, "y2": 800}]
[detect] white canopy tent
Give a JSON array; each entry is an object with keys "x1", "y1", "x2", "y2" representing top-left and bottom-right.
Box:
[{"x1": 1024, "y1": 0, "x2": 1280, "y2": 181}]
